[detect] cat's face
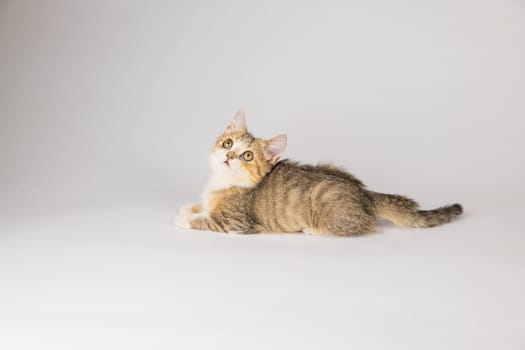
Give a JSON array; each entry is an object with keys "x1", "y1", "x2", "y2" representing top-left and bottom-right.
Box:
[{"x1": 209, "y1": 110, "x2": 287, "y2": 188}]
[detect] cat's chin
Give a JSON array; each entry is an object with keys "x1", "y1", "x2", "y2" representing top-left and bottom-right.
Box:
[{"x1": 208, "y1": 156, "x2": 255, "y2": 190}]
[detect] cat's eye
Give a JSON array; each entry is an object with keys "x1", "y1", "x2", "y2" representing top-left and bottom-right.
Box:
[
  {"x1": 222, "y1": 139, "x2": 233, "y2": 149},
  {"x1": 241, "y1": 151, "x2": 254, "y2": 162}
]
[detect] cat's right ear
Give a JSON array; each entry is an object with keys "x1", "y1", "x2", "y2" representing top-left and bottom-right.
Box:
[
  {"x1": 226, "y1": 109, "x2": 247, "y2": 132},
  {"x1": 264, "y1": 134, "x2": 287, "y2": 164}
]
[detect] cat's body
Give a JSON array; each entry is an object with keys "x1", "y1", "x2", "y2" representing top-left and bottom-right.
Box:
[{"x1": 175, "y1": 110, "x2": 462, "y2": 236}]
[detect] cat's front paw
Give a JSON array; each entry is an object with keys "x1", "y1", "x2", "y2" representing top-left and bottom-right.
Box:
[
  {"x1": 174, "y1": 203, "x2": 194, "y2": 229},
  {"x1": 174, "y1": 213, "x2": 191, "y2": 229}
]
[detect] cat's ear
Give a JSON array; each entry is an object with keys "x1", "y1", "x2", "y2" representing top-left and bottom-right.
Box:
[
  {"x1": 227, "y1": 109, "x2": 247, "y2": 132},
  {"x1": 264, "y1": 134, "x2": 287, "y2": 164}
]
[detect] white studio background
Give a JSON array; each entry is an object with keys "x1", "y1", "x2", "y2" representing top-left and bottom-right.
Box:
[
  {"x1": 1, "y1": 1, "x2": 524, "y2": 350},
  {"x1": 1, "y1": 0, "x2": 524, "y2": 204}
]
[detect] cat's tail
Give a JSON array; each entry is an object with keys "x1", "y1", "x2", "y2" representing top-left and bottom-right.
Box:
[{"x1": 370, "y1": 192, "x2": 463, "y2": 228}]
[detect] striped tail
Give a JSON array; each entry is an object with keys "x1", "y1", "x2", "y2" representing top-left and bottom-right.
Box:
[{"x1": 370, "y1": 192, "x2": 463, "y2": 228}]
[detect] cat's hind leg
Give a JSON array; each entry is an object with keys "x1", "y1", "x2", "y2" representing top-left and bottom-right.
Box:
[{"x1": 315, "y1": 204, "x2": 376, "y2": 236}]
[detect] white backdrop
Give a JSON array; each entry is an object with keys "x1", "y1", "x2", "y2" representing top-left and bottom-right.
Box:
[
  {"x1": 1, "y1": 1, "x2": 524, "y2": 349},
  {"x1": 1, "y1": 0, "x2": 524, "y2": 203}
]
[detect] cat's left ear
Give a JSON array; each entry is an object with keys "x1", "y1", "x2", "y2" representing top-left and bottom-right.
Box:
[
  {"x1": 264, "y1": 134, "x2": 287, "y2": 164},
  {"x1": 227, "y1": 109, "x2": 247, "y2": 132}
]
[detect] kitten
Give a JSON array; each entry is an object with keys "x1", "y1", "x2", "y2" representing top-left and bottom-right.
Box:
[{"x1": 175, "y1": 109, "x2": 463, "y2": 236}]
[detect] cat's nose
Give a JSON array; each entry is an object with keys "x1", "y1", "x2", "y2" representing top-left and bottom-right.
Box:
[{"x1": 226, "y1": 151, "x2": 236, "y2": 160}]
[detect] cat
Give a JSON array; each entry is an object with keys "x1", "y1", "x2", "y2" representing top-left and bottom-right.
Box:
[{"x1": 175, "y1": 109, "x2": 463, "y2": 236}]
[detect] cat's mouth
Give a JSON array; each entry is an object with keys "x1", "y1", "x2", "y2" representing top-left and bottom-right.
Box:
[{"x1": 223, "y1": 159, "x2": 230, "y2": 167}]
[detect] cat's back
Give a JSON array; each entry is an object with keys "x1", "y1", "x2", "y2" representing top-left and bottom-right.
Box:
[
  {"x1": 257, "y1": 160, "x2": 366, "y2": 189},
  {"x1": 251, "y1": 160, "x2": 371, "y2": 233}
]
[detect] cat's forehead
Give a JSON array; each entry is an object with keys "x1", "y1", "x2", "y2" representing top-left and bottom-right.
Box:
[{"x1": 220, "y1": 131, "x2": 256, "y2": 145}]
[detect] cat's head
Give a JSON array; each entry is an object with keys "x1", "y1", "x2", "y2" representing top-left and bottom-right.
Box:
[{"x1": 209, "y1": 109, "x2": 287, "y2": 188}]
